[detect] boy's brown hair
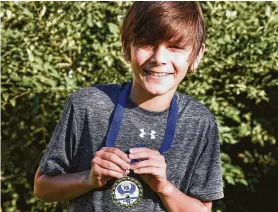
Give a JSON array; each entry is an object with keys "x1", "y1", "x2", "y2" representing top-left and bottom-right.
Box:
[{"x1": 121, "y1": 1, "x2": 205, "y2": 70}]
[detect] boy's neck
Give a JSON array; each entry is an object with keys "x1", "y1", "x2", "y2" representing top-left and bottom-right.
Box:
[{"x1": 129, "y1": 84, "x2": 177, "y2": 112}]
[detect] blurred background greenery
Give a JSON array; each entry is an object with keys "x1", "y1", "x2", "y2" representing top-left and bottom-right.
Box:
[{"x1": 1, "y1": 1, "x2": 278, "y2": 211}]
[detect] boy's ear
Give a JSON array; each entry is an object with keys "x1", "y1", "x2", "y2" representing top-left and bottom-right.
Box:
[{"x1": 190, "y1": 43, "x2": 205, "y2": 71}]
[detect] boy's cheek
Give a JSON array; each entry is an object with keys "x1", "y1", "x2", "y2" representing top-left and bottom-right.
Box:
[
  {"x1": 170, "y1": 52, "x2": 191, "y2": 63},
  {"x1": 133, "y1": 48, "x2": 152, "y2": 65}
]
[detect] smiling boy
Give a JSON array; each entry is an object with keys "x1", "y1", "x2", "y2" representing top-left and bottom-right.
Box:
[{"x1": 34, "y1": 2, "x2": 224, "y2": 211}]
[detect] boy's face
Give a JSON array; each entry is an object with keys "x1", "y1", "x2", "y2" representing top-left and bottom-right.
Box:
[{"x1": 130, "y1": 40, "x2": 194, "y2": 97}]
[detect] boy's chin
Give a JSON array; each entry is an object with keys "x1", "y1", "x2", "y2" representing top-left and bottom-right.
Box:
[{"x1": 144, "y1": 85, "x2": 173, "y2": 97}]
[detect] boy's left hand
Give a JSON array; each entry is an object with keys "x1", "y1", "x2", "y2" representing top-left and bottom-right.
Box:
[{"x1": 129, "y1": 147, "x2": 169, "y2": 193}]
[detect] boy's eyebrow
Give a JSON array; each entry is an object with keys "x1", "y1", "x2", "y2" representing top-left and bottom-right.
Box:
[{"x1": 134, "y1": 37, "x2": 148, "y2": 43}]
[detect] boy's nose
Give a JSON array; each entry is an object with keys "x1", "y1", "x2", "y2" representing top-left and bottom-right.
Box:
[{"x1": 150, "y1": 45, "x2": 168, "y2": 65}]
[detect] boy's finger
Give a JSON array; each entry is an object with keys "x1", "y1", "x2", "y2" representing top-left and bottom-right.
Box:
[
  {"x1": 93, "y1": 164, "x2": 124, "y2": 179},
  {"x1": 133, "y1": 167, "x2": 164, "y2": 176},
  {"x1": 102, "y1": 147, "x2": 131, "y2": 163},
  {"x1": 100, "y1": 152, "x2": 130, "y2": 170},
  {"x1": 95, "y1": 152, "x2": 130, "y2": 169},
  {"x1": 129, "y1": 151, "x2": 164, "y2": 161},
  {"x1": 92, "y1": 157, "x2": 125, "y2": 173},
  {"x1": 131, "y1": 159, "x2": 166, "y2": 170}
]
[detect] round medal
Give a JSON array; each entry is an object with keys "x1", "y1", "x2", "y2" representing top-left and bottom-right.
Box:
[{"x1": 111, "y1": 176, "x2": 143, "y2": 208}]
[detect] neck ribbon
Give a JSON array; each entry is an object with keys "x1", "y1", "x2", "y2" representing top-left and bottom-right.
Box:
[{"x1": 105, "y1": 82, "x2": 178, "y2": 154}]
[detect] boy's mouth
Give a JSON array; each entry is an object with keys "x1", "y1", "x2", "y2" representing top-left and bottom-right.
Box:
[{"x1": 143, "y1": 69, "x2": 173, "y2": 77}]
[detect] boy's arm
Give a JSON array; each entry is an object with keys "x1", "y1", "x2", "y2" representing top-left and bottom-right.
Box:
[
  {"x1": 158, "y1": 181, "x2": 212, "y2": 212},
  {"x1": 34, "y1": 168, "x2": 93, "y2": 202},
  {"x1": 34, "y1": 147, "x2": 130, "y2": 202}
]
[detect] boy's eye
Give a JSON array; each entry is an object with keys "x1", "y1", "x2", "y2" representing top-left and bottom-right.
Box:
[{"x1": 168, "y1": 45, "x2": 184, "y2": 50}]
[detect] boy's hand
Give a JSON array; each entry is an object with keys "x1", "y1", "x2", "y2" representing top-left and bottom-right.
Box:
[
  {"x1": 89, "y1": 147, "x2": 131, "y2": 188},
  {"x1": 129, "y1": 147, "x2": 169, "y2": 193}
]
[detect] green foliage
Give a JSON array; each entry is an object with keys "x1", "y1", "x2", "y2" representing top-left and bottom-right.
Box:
[{"x1": 1, "y1": 1, "x2": 278, "y2": 211}]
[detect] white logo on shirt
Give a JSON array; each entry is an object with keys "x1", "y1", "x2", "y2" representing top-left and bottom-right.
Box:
[
  {"x1": 139, "y1": 129, "x2": 156, "y2": 139},
  {"x1": 150, "y1": 130, "x2": 156, "y2": 139},
  {"x1": 139, "y1": 129, "x2": 146, "y2": 138}
]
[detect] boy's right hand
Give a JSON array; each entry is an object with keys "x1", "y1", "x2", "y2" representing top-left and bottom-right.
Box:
[{"x1": 89, "y1": 147, "x2": 131, "y2": 188}]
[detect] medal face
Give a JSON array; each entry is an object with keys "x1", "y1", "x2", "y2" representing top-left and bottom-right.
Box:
[{"x1": 112, "y1": 176, "x2": 143, "y2": 208}]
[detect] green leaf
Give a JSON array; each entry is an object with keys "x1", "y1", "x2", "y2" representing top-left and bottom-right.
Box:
[
  {"x1": 107, "y1": 22, "x2": 119, "y2": 34},
  {"x1": 10, "y1": 99, "x2": 16, "y2": 107},
  {"x1": 2, "y1": 93, "x2": 9, "y2": 101}
]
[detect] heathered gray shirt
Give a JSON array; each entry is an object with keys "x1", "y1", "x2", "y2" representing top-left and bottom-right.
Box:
[{"x1": 40, "y1": 83, "x2": 224, "y2": 211}]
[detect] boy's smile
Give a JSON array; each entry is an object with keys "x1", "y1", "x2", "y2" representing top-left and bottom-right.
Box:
[{"x1": 130, "y1": 42, "x2": 193, "y2": 97}]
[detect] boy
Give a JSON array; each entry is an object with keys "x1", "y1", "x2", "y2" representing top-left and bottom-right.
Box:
[{"x1": 34, "y1": 2, "x2": 224, "y2": 211}]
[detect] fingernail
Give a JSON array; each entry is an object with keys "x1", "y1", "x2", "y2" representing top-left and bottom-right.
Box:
[
  {"x1": 129, "y1": 149, "x2": 134, "y2": 153},
  {"x1": 129, "y1": 154, "x2": 134, "y2": 158}
]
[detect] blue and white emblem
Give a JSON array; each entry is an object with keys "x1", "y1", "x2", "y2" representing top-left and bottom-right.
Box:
[{"x1": 112, "y1": 176, "x2": 143, "y2": 208}]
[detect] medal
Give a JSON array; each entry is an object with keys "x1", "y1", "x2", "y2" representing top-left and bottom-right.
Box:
[
  {"x1": 112, "y1": 175, "x2": 143, "y2": 208},
  {"x1": 106, "y1": 82, "x2": 178, "y2": 208}
]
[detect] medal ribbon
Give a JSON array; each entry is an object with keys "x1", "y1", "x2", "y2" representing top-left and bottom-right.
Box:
[{"x1": 105, "y1": 82, "x2": 178, "y2": 154}]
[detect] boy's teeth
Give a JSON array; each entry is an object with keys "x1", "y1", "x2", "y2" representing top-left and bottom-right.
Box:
[{"x1": 149, "y1": 71, "x2": 169, "y2": 77}]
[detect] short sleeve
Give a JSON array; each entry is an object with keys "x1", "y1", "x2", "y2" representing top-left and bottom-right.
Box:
[
  {"x1": 187, "y1": 120, "x2": 224, "y2": 201},
  {"x1": 39, "y1": 96, "x2": 79, "y2": 176}
]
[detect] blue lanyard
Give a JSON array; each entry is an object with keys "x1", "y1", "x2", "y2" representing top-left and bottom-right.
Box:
[{"x1": 105, "y1": 82, "x2": 178, "y2": 154}]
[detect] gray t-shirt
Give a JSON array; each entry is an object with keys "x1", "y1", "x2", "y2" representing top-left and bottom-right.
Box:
[{"x1": 39, "y1": 83, "x2": 224, "y2": 211}]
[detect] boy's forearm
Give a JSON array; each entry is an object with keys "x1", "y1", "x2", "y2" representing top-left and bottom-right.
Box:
[
  {"x1": 34, "y1": 169, "x2": 93, "y2": 202},
  {"x1": 158, "y1": 181, "x2": 212, "y2": 212}
]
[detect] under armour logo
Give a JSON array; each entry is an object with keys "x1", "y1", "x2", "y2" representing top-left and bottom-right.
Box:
[
  {"x1": 139, "y1": 129, "x2": 156, "y2": 139},
  {"x1": 139, "y1": 129, "x2": 146, "y2": 138},
  {"x1": 150, "y1": 130, "x2": 156, "y2": 139}
]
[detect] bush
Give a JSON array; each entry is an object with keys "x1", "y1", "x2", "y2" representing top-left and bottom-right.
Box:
[{"x1": 1, "y1": 2, "x2": 277, "y2": 211}]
